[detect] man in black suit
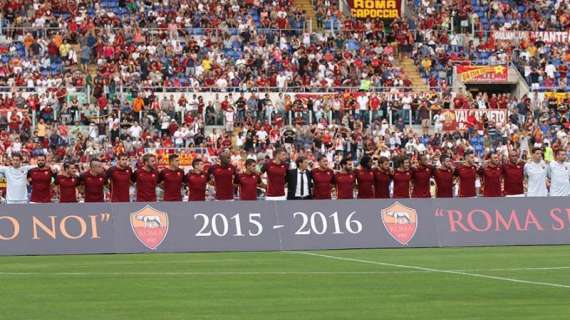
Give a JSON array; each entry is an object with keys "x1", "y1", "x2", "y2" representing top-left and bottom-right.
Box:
[{"x1": 287, "y1": 156, "x2": 313, "y2": 200}]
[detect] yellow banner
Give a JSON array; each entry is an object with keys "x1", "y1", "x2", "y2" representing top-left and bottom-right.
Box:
[{"x1": 544, "y1": 92, "x2": 570, "y2": 103}]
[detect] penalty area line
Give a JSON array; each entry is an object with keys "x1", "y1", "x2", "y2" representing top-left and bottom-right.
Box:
[{"x1": 292, "y1": 251, "x2": 570, "y2": 290}]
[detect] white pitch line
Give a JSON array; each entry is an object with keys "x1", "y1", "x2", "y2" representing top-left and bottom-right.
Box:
[{"x1": 294, "y1": 251, "x2": 570, "y2": 290}]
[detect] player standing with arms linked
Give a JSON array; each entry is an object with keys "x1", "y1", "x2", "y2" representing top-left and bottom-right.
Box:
[
  {"x1": 434, "y1": 154, "x2": 455, "y2": 198},
  {"x1": 80, "y1": 159, "x2": 107, "y2": 203},
  {"x1": 106, "y1": 154, "x2": 133, "y2": 202},
  {"x1": 0, "y1": 154, "x2": 35, "y2": 204},
  {"x1": 208, "y1": 150, "x2": 237, "y2": 200},
  {"x1": 261, "y1": 149, "x2": 288, "y2": 200},
  {"x1": 27, "y1": 155, "x2": 56, "y2": 203},
  {"x1": 524, "y1": 147, "x2": 548, "y2": 197},
  {"x1": 159, "y1": 154, "x2": 186, "y2": 201},
  {"x1": 411, "y1": 154, "x2": 433, "y2": 198},
  {"x1": 373, "y1": 157, "x2": 392, "y2": 199},
  {"x1": 335, "y1": 158, "x2": 356, "y2": 199},
  {"x1": 502, "y1": 150, "x2": 525, "y2": 197},
  {"x1": 132, "y1": 154, "x2": 160, "y2": 202},
  {"x1": 55, "y1": 162, "x2": 80, "y2": 203},
  {"x1": 547, "y1": 149, "x2": 570, "y2": 197},
  {"x1": 187, "y1": 158, "x2": 209, "y2": 201},
  {"x1": 355, "y1": 155, "x2": 375, "y2": 199},
  {"x1": 235, "y1": 159, "x2": 263, "y2": 201},
  {"x1": 312, "y1": 156, "x2": 335, "y2": 199}
]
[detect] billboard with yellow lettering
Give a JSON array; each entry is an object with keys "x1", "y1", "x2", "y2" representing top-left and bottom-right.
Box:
[{"x1": 347, "y1": 0, "x2": 401, "y2": 19}]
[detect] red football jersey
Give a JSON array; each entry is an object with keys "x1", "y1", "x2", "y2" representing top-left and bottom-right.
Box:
[
  {"x1": 208, "y1": 164, "x2": 236, "y2": 200},
  {"x1": 159, "y1": 168, "x2": 186, "y2": 201},
  {"x1": 27, "y1": 168, "x2": 54, "y2": 203},
  {"x1": 235, "y1": 172, "x2": 261, "y2": 201},
  {"x1": 312, "y1": 168, "x2": 334, "y2": 200},
  {"x1": 80, "y1": 172, "x2": 107, "y2": 202},
  {"x1": 434, "y1": 168, "x2": 454, "y2": 198},
  {"x1": 455, "y1": 165, "x2": 477, "y2": 197},
  {"x1": 55, "y1": 175, "x2": 79, "y2": 203},
  {"x1": 262, "y1": 160, "x2": 287, "y2": 197},
  {"x1": 335, "y1": 172, "x2": 356, "y2": 199},
  {"x1": 479, "y1": 165, "x2": 503, "y2": 197},
  {"x1": 132, "y1": 168, "x2": 160, "y2": 202},
  {"x1": 356, "y1": 169, "x2": 375, "y2": 199},
  {"x1": 373, "y1": 169, "x2": 391, "y2": 199},
  {"x1": 393, "y1": 170, "x2": 412, "y2": 198},
  {"x1": 502, "y1": 162, "x2": 524, "y2": 195},
  {"x1": 187, "y1": 172, "x2": 208, "y2": 201},
  {"x1": 106, "y1": 166, "x2": 132, "y2": 202},
  {"x1": 411, "y1": 165, "x2": 432, "y2": 198}
]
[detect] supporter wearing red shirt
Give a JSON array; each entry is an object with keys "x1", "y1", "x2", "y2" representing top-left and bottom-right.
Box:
[
  {"x1": 356, "y1": 156, "x2": 375, "y2": 199},
  {"x1": 455, "y1": 151, "x2": 478, "y2": 197},
  {"x1": 261, "y1": 149, "x2": 288, "y2": 200},
  {"x1": 502, "y1": 151, "x2": 524, "y2": 196},
  {"x1": 132, "y1": 154, "x2": 160, "y2": 202},
  {"x1": 335, "y1": 159, "x2": 356, "y2": 199},
  {"x1": 55, "y1": 162, "x2": 79, "y2": 203},
  {"x1": 393, "y1": 157, "x2": 412, "y2": 198},
  {"x1": 159, "y1": 154, "x2": 186, "y2": 201},
  {"x1": 411, "y1": 155, "x2": 433, "y2": 198},
  {"x1": 434, "y1": 155, "x2": 455, "y2": 198},
  {"x1": 208, "y1": 151, "x2": 237, "y2": 200},
  {"x1": 311, "y1": 156, "x2": 335, "y2": 200},
  {"x1": 80, "y1": 159, "x2": 107, "y2": 203},
  {"x1": 27, "y1": 155, "x2": 54, "y2": 203},
  {"x1": 235, "y1": 159, "x2": 262, "y2": 201},
  {"x1": 478, "y1": 152, "x2": 503, "y2": 197},
  {"x1": 374, "y1": 157, "x2": 392, "y2": 198},
  {"x1": 187, "y1": 158, "x2": 209, "y2": 201},
  {"x1": 106, "y1": 154, "x2": 133, "y2": 202}
]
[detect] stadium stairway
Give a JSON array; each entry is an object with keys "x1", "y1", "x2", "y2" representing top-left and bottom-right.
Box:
[
  {"x1": 400, "y1": 57, "x2": 429, "y2": 93},
  {"x1": 293, "y1": 0, "x2": 317, "y2": 31}
]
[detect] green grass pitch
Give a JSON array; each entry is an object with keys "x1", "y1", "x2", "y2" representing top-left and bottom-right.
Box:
[{"x1": 1, "y1": 246, "x2": 569, "y2": 319}]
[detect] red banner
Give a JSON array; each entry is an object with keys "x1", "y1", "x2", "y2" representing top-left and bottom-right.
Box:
[
  {"x1": 456, "y1": 65, "x2": 508, "y2": 82},
  {"x1": 347, "y1": 0, "x2": 401, "y2": 19}
]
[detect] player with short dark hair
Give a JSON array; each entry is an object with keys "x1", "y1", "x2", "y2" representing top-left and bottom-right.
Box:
[
  {"x1": 312, "y1": 155, "x2": 334, "y2": 199},
  {"x1": 159, "y1": 154, "x2": 186, "y2": 201},
  {"x1": 235, "y1": 159, "x2": 263, "y2": 200},
  {"x1": 335, "y1": 158, "x2": 356, "y2": 199},
  {"x1": 479, "y1": 152, "x2": 503, "y2": 197},
  {"x1": 55, "y1": 162, "x2": 80, "y2": 203},
  {"x1": 411, "y1": 154, "x2": 433, "y2": 198},
  {"x1": 455, "y1": 150, "x2": 478, "y2": 197},
  {"x1": 355, "y1": 155, "x2": 375, "y2": 199},
  {"x1": 132, "y1": 154, "x2": 160, "y2": 202},
  {"x1": 434, "y1": 155, "x2": 454, "y2": 198},
  {"x1": 373, "y1": 157, "x2": 392, "y2": 198},
  {"x1": 27, "y1": 155, "x2": 55, "y2": 203},
  {"x1": 188, "y1": 158, "x2": 209, "y2": 201},
  {"x1": 106, "y1": 154, "x2": 133, "y2": 202},
  {"x1": 393, "y1": 157, "x2": 412, "y2": 198},
  {"x1": 261, "y1": 148, "x2": 288, "y2": 200}
]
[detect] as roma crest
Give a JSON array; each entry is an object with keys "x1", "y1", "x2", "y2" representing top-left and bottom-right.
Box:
[
  {"x1": 130, "y1": 206, "x2": 169, "y2": 250},
  {"x1": 381, "y1": 202, "x2": 418, "y2": 245}
]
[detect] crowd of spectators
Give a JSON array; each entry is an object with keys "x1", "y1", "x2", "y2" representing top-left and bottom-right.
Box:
[
  {"x1": 0, "y1": 0, "x2": 568, "y2": 202},
  {"x1": 408, "y1": 0, "x2": 570, "y2": 91}
]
